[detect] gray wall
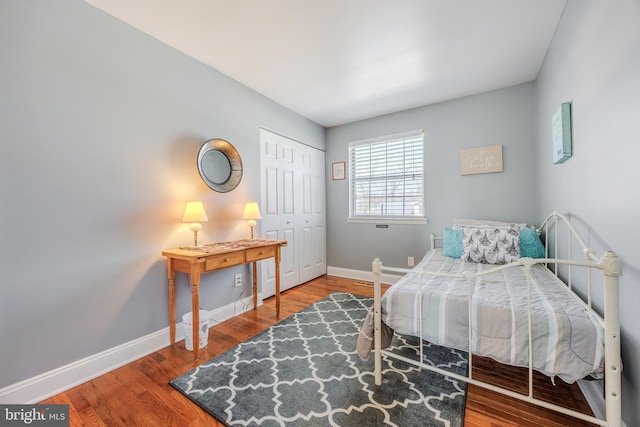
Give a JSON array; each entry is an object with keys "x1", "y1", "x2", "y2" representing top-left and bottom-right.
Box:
[
  {"x1": 0, "y1": 0, "x2": 324, "y2": 388},
  {"x1": 535, "y1": 1, "x2": 640, "y2": 424},
  {"x1": 326, "y1": 83, "x2": 537, "y2": 271}
]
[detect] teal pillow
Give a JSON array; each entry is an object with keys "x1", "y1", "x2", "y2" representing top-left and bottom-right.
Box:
[
  {"x1": 443, "y1": 228, "x2": 463, "y2": 258},
  {"x1": 519, "y1": 227, "x2": 545, "y2": 258}
]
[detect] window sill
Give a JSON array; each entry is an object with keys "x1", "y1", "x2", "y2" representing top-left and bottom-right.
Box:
[{"x1": 346, "y1": 217, "x2": 428, "y2": 225}]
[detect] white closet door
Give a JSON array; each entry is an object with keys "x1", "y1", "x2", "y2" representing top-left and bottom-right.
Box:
[
  {"x1": 298, "y1": 148, "x2": 314, "y2": 283},
  {"x1": 311, "y1": 149, "x2": 327, "y2": 279},
  {"x1": 298, "y1": 145, "x2": 326, "y2": 283},
  {"x1": 278, "y1": 141, "x2": 299, "y2": 290},
  {"x1": 260, "y1": 130, "x2": 298, "y2": 298},
  {"x1": 260, "y1": 129, "x2": 326, "y2": 298}
]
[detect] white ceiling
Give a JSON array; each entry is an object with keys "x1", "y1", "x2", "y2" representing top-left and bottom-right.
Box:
[{"x1": 83, "y1": 0, "x2": 567, "y2": 127}]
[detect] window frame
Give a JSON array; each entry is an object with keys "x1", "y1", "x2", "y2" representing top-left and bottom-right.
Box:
[{"x1": 347, "y1": 130, "x2": 427, "y2": 225}]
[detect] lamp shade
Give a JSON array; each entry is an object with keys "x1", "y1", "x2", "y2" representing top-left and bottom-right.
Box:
[
  {"x1": 182, "y1": 201, "x2": 208, "y2": 223},
  {"x1": 242, "y1": 202, "x2": 262, "y2": 220}
]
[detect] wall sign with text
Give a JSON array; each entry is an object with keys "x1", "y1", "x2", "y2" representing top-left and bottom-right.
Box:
[{"x1": 460, "y1": 144, "x2": 503, "y2": 175}]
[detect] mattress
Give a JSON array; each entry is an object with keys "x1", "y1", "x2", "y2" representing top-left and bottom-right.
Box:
[{"x1": 380, "y1": 249, "x2": 604, "y2": 383}]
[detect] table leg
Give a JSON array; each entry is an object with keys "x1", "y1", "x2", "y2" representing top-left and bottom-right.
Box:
[
  {"x1": 167, "y1": 259, "x2": 176, "y2": 346},
  {"x1": 275, "y1": 245, "x2": 281, "y2": 317},
  {"x1": 190, "y1": 268, "x2": 201, "y2": 361},
  {"x1": 252, "y1": 262, "x2": 258, "y2": 310}
]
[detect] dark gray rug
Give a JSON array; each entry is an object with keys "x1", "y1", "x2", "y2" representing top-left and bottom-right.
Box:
[{"x1": 170, "y1": 292, "x2": 468, "y2": 426}]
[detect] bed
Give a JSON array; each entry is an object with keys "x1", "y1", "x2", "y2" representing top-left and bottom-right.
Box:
[{"x1": 360, "y1": 212, "x2": 622, "y2": 427}]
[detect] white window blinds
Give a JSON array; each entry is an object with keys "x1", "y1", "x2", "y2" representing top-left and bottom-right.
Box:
[{"x1": 348, "y1": 130, "x2": 424, "y2": 220}]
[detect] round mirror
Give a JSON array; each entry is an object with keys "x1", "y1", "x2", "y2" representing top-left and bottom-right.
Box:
[
  {"x1": 201, "y1": 149, "x2": 231, "y2": 184},
  {"x1": 197, "y1": 139, "x2": 242, "y2": 192}
]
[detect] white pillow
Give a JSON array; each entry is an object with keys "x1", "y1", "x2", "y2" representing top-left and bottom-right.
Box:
[
  {"x1": 454, "y1": 218, "x2": 526, "y2": 230},
  {"x1": 461, "y1": 226, "x2": 520, "y2": 264}
]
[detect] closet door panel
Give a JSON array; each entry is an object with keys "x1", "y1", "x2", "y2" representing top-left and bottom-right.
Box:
[
  {"x1": 302, "y1": 174, "x2": 312, "y2": 215},
  {"x1": 280, "y1": 227, "x2": 297, "y2": 290},
  {"x1": 299, "y1": 223, "x2": 314, "y2": 282},
  {"x1": 313, "y1": 224, "x2": 326, "y2": 277},
  {"x1": 282, "y1": 169, "x2": 295, "y2": 216},
  {"x1": 265, "y1": 168, "x2": 278, "y2": 215}
]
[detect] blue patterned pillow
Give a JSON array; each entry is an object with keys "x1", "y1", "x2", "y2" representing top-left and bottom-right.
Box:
[
  {"x1": 519, "y1": 227, "x2": 545, "y2": 258},
  {"x1": 443, "y1": 228, "x2": 463, "y2": 258}
]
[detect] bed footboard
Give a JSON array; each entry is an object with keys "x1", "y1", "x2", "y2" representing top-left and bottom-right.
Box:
[
  {"x1": 372, "y1": 257, "x2": 412, "y2": 386},
  {"x1": 372, "y1": 258, "x2": 383, "y2": 387},
  {"x1": 601, "y1": 251, "x2": 623, "y2": 425}
]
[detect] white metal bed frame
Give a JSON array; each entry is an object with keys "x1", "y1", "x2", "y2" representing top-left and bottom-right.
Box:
[{"x1": 372, "y1": 211, "x2": 622, "y2": 427}]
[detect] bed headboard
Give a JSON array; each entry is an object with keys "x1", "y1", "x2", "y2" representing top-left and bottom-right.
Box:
[
  {"x1": 538, "y1": 211, "x2": 598, "y2": 261},
  {"x1": 536, "y1": 211, "x2": 623, "y2": 307}
]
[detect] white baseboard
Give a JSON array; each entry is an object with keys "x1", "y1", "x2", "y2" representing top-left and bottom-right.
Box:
[
  {"x1": 576, "y1": 379, "x2": 627, "y2": 426},
  {"x1": 578, "y1": 379, "x2": 605, "y2": 421},
  {"x1": 0, "y1": 294, "x2": 259, "y2": 404},
  {"x1": 327, "y1": 266, "x2": 403, "y2": 285}
]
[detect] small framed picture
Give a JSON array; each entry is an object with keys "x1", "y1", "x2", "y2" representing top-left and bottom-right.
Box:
[{"x1": 332, "y1": 162, "x2": 346, "y2": 180}]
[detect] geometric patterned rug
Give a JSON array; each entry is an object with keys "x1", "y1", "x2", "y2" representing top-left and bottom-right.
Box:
[{"x1": 170, "y1": 292, "x2": 468, "y2": 427}]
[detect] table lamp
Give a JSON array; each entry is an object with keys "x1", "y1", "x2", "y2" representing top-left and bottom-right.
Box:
[
  {"x1": 182, "y1": 201, "x2": 208, "y2": 246},
  {"x1": 242, "y1": 202, "x2": 262, "y2": 239}
]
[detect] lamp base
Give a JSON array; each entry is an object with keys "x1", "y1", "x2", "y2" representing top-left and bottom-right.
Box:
[
  {"x1": 247, "y1": 220, "x2": 257, "y2": 240},
  {"x1": 190, "y1": 223, "x2": 203, "y2": 246}
]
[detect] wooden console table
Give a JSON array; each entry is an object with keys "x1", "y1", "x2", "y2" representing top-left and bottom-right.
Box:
[{"x1": 162, "y1": 238, "x2": 287, "y2": 360}]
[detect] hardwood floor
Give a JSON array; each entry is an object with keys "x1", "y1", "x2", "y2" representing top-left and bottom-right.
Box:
[{"x1": 41, "y1": 275, "x2": 596, "y2": 426}]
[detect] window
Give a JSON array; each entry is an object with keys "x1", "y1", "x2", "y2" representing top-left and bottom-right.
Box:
[{"x1": 348, "y1": 130, "x2": 425, "y2": 223}]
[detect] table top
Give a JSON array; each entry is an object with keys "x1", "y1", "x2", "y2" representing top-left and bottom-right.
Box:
[{"x1": 162, "y1": 238, "x2": 287, "y2": 259}]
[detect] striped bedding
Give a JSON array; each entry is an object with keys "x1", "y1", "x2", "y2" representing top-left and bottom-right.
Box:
[{"x1": 379, "y1": 249, "x2": 605, "y2": 383}]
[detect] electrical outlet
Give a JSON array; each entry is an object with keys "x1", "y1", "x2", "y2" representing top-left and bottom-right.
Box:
[
  {"x1": 408, "y1": 256, "x2": 414, "y2": 267},
  {"x1": 234, "y1": 273, "x2": 242, "y2": 287}
]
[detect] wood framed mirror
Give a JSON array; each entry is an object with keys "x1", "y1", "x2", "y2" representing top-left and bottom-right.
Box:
[{"x1": 197, "y1": 139, "x2": 243, "y2": 192}]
